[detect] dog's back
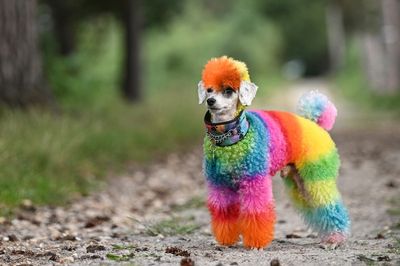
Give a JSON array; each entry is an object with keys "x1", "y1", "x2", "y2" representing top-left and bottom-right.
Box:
[
  {"x1": 251, "y1": 110, "x2": 337, "y2": 176},
  {"x1": 204, "y1": 108, "x2": 338, "y2": 185}
]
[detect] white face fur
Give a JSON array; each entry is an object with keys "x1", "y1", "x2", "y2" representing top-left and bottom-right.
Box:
[{"x1": 198, "y1": 80, "x2": 258, "y2": 123}]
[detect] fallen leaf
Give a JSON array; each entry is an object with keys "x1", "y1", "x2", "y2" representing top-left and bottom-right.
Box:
[
  {"x1": 8, "y1": 234, "x2": 18, "y2": 242},
  {"x1": 84, "y1": 216, "x2": 110, "y2": 228},
  {"x1": 270, "y1": 258, "x2": 281, "y2": 266},
  {"x1": 181, "y1": 257, "x2": 195, "y2": 266},
  {"x1": 377, "y1": 255, "x2": 391, "y2": 261},
  {"x1": 86, "y1": 245, "x2": 106, "y2": 253},
  {"x1": 286, "y1": 233, "x2": 302, "y2": 239},
  {"x1": 165, "y1": 246, "x2": 190, "y2": 257}
]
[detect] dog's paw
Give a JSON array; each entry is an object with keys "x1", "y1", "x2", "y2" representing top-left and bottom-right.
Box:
[
  {"x1": 319, "y1": 232, "x2": 346, "y2": 250},
  {"x1": 319, "y1": 242, "x2": 340, "y2": 250}
]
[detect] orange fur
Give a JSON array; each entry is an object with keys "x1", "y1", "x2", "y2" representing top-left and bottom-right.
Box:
[
  {"x1": 208, "y1": 202, "x2": 240, "y2": 245},
  {"x1": 202, "y1": 56, "x2": 241, "y2": 91},
  {"x1": 239, "y1": 204, "x2": 276, "y2": 249},
  {"x1": 211, "y1": 219, "x2": 240, "y2": 245}
]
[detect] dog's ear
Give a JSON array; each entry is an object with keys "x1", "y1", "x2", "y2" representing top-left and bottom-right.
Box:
[
  {"x1": 239, "y1": 80, "x2": 258, "y2": 106},
  {"x1": 198, "y1": 81, "x2": 207, "y2": 104}
]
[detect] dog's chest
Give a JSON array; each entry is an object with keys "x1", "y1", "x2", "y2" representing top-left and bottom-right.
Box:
[{"x1": 203, "y1": 115, "x2": 269, "y2": 188}]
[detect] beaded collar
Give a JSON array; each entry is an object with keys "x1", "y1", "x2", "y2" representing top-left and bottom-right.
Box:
[{"x1": 204, "y1": 110, "x2": 250, "y2": 147}]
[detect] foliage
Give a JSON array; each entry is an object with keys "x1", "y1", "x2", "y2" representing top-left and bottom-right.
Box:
[
  {"x1": 0, "y1": 17, "x2": 205, "y2": 210},
  {"x1": 0, "y1": 90, "x2": 203, "y2": 210},
  {"x1": 0, "y1": 1, "x2": 284, "y2": 210},
  {"x1": 42, "y1": 16, "x2": 123, "y2": 108},
  {"x1": 335, "y1": 38, "x2": 400, "y2": 114},
  {"x1": 145, "y1": 0, "x2": 282, "y2": 92},
  {"x1": 258, "y1": 0, "x2": 329, "y2": 75}
]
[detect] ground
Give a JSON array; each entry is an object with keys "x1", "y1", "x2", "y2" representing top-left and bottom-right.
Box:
[{"x1": 0, "y1": 80, "x2": 399, "y2": 265}]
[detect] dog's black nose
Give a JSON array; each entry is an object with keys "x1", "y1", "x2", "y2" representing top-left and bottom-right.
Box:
[{"x1": 207, "y1": 98, "x2": 216, "y2": 106}]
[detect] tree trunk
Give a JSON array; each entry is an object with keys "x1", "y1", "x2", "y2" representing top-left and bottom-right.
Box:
[
  {"x1": 358, "y1": 0, "x2": 400, "y2": 93},
  {"x1": 361, "y1": 33, "x2": 387, "y2": 91},
  {"x1": 47, "y1": 0, "x2": 76, "y2": 56},
  {"x1": 0, "y1": 0, "x2": 54, "y2": 107},
  {"x1": 122, "y1": 0, "x2": 142, "y2": 102},
  {"x1": 381, "y1": 0, "x2": 400, "y2": 93},
  {"x1": 326, "y1": 1, "x2": 346, "y2": 73}
]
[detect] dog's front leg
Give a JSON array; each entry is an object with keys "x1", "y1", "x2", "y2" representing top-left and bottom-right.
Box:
[
  {"x1": 239, "y1": 176, "x2": 276, "y2": 249},
  {"x1": 207, "y1": 184, "x2": 240, "y2": 246}
]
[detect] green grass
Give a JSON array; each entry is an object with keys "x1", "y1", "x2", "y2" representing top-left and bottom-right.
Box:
[
  {"x1": 0, "y1": 16, "x2": 206, "y2": 213},
  {"x1": 145, "y1": 216, "x2": 200, "y2": 236},
  {"x1": 0, "y1": 89, "x2": 203, "y2": 213},
  {"x1": 106, "y1": 253, "x2": 135, "y2": 262}
]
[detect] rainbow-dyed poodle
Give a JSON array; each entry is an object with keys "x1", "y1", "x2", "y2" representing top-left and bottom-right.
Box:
[{"x1": 198, "y1": 56, "x2": 350, "y2": 249}]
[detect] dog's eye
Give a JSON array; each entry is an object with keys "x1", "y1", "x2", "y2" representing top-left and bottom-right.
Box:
[
  {"x1": 223, "y1": 88, "x2": 234, "y2": 97},
  {"x1": 207, "y1": 88, "x2": 213, "y2": 93}
]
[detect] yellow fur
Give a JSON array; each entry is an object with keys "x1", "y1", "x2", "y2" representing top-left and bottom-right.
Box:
[{"x1": 295, "y1": 116, "x2": 335, "y2": 166}]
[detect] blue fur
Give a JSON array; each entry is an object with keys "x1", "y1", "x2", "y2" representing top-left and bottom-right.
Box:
[
  {"x1": 303, "y1": 200, "x2": 350, "y2": 234},
  {"x1": 297, "y1": 91, "x2": 329, "y2": 123}
]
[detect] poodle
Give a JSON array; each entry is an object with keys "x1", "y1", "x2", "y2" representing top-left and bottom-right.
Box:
[{"x1": 197, "y1": 56, "x2": 350, "y2": 249}]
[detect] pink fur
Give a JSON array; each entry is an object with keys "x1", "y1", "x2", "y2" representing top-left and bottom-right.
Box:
[
  {"x1": 253, "y1": 111, "x2": 288, "y2": 175},
  {"x1": 208, "y1": 184, "x2": 239, "y2": 210},
  {"x1": 317, "y1": 102, "x2": 337, "y2": 131},
  {"x1": 321, "y1": 232, "x2": 346, "y2": 244},
  {"x1": 239, "y1": 176, "x2": 273, "y2": 214}
]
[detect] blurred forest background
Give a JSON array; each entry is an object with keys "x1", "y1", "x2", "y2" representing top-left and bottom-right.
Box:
[{"x1": 0, "y1": 0, "x2": 400, "y2": 213}]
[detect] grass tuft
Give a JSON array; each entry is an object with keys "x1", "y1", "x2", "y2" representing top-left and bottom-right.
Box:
[
  {"x1": 0, "y1": 89, "x2": 203, "y2": 211},
  {"x1": 145, "y1": 217, "x2": 200, "y2": 236},
  {"x1": 106, "y1": 253, "x2": 135, "y2": 262}
]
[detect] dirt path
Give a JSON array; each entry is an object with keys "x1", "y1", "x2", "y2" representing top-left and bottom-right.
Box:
[{"x1": 0, "y1": 80, "x2": 400, "y2": 265}]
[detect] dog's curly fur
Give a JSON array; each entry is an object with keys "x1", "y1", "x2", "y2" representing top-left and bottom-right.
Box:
[{"x1": 199, "y1": 56, "x2": 350, "y2": 249}]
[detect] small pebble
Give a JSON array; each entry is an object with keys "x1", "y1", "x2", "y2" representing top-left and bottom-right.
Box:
[
  {"x1": 59, "y1": 256, "x2": 75, "y2": 263},
  {"x1": 49, "y1": 253, "x2": 60, "y2": 262},
  {"x1": 385, "y1": 180, "x2": 397, "y2": 188},
  {"x1": 286, "y1": 233, "x2": 302, "y2": 239},
  {"x1": 270, "y1": 258, "x2": 281, "y2": 266},
  {"x1": 181, "y1": 257, "x2": 195, "y2": 266},
  {"x1": 377, "y1": 255, "x2": 391, "y2": 262},
  {"x1": 8, "y1": 234, "x2": 18, "y2": 242},
  {"x1": 86, "y1": 244, "x2": 106, "y2": 253}
]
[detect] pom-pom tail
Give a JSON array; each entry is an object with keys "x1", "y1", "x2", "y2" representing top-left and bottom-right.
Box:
[{"x1": 297, "y1": 90, "x2": 337, "y2": 131}]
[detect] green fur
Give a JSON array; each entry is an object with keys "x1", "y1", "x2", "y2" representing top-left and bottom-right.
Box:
[{"x1": 298, "y1": 150, "x2": 340, "y2": 182}]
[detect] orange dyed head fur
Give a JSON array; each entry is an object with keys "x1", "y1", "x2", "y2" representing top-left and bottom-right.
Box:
[
  {"x1": 198, "y1": 56, "x2": 257, "y2": 123},
  {"x1": 202, "y1": 56, "x2": 242, "y2": 91}
]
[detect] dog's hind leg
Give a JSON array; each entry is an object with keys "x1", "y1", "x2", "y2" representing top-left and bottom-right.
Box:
[
  {"x1": 281, "y1": 164, "x2": 310, "y2": 201},
  {"x1": 207, "y1": 184, "x2": 240, "y2": 246},
  {"x1": 238, "y1": 176, "x2": 276, "y2": 249},
  {"x1": 284, "y1": 150, "x2": 350, "y2": 247}
]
